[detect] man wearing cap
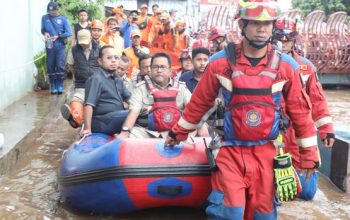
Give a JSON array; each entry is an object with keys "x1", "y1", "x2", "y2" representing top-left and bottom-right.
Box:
[
  {"x1": 148, "y1": 5, "x2": 163, "y2": 48},
  {"x1": 166, "y1": 1, "x2": 320, "y2": 218},
  {"x1": 154, "y1": 12, "x2": 175, "y2": 51},
  {"x1": 171, "y1": 49, "x2": 193, "y2": 78},
  {"x1": 121, "y1": 10, "x2": 140, "y2": 48},
  {"x1": 208, "y1": 27, "x2": 227, "y2": 55},
  {"x1": 123, "y1": 29, "x2": 150, "y2": 78},
  {"x1": 174, "y1": 20, "x2": 190, "y2": 53},
  {"x1": 136, "y1": 4, "x2": 150, "y2": 47},
  {"x1": 179, "y1": 47, "x2": 210, "y2": 93},
  {"x1": 100, "y1": 17, "x2": 124, "y2": 56},
  {"x1": 61, "y1": 29, "x2": 100, "y2": 128},
  {"x1": 41, "y1": 1, "x2": 71, "y2": 94},
  {"x1": 111, "y1": 5, "x2": 127, "y2": 24}
]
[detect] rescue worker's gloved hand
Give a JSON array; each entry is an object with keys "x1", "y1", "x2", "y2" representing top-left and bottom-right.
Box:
[
  {"x1": 320, "y1": 133, "x2": 335, "y2": 148},
  {"x1": 274, "y1": 153, "x2": 302, "y2": 202},
  {"x1": 299, "y1": 146, "x2": 320, "y2": 169},
  {"x1": 166, "y1": 129, "x2": 188, "y2": 146}
]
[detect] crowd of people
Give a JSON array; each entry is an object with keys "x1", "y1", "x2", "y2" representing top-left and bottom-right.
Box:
[{"x1": 41, "y1": 0, "x2": 336, "y2": 219}]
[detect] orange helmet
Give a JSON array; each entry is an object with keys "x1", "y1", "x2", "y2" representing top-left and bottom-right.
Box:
[
  {"x1": 239, "y1": 0, "x2": 280, "y2": 21},
  {"x1": 176, "y1": 20, "x2": 186, "y2": 27},
  {"x1": 273, "y1": 16, "x2": 298, "y2": 41},
  {"x1": 90, "y1": 20, "x2": 103, "y2": 30},
  {"x1": 208, "y1": 27, "x2": 226, "y2": 41}
]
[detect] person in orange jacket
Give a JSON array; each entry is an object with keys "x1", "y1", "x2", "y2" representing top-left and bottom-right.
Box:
[
  {"x1": 136, "y1": 4, "x2": 150, "y2": 47},
  {"x1": 165, "y1": 1, "x2": 320, "y2": 219},
  {"x1": 156, "y1": 12, "x2": 176, "y2": 51},
  {"x1": 100, "y1": 17, "x2": 124, "y2": 57},
  {"x1": 111, "y1": 6, "x2": 126, "y2": 25},
  {"x1": 174, "y1": 20, "x2": 190, "y2": 53},
  {"x1": 148, "y1": 6, "x2": 163, "y2": 48},
  {"x1": 273, "y1": 15, "x2": 335, "y2": 201},
  {"x1": 123, "y1": 29, "x2": 150, "y2": 78}
]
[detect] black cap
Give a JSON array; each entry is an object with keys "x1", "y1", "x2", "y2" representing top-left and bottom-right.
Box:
[{"x1": 47, "y1": 2, "x2": 59, "y2": 13}]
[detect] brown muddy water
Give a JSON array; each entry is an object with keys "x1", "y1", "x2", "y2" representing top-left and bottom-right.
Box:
[{"x1": 0, "y1": 88, "x2": 349, "y2": 219}]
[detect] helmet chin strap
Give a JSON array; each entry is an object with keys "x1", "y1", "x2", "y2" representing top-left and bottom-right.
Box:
[
  {"x1": 241, "y1": 27, "x2": 271, "y2": 49},
  {"x1": 245, "y1": 35, "x2": 271, "y2": 49}
]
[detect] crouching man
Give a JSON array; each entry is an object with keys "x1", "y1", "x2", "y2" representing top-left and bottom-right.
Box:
[
  {"x1": 81, "y1": 45, "x2": 131, "y2": 136},
  {"x1": 118, "y1": 52, "x2": 208, "y2": 139}
]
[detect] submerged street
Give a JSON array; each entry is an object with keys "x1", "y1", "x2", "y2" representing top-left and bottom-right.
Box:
[{"x1": 0, "y1": 87, "x2": 349, "y2": 219}]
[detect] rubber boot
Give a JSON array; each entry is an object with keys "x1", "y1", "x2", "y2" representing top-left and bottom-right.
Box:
[
  {"x1": 56, "y1": 72, "x2": 65, "y2": 94},
  {"x1": 48, "y1": 73, "x2": 57, "y2": 95},
  {"x1": 60, "y1": 101, "x2": 84, "y2": 128}
]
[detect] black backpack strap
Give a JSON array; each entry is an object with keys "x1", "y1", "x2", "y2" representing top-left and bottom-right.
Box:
[{"x1": 225, "y1": 42, "x2": 236, "y2": 65}]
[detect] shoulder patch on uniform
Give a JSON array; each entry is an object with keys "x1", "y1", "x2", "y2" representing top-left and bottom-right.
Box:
[
  {"x1": 300, "y1": 56, "x2": 317, "y2": 72},
  {"x1": 299, "y1": 64, "x2": 308, "y2": 71}
]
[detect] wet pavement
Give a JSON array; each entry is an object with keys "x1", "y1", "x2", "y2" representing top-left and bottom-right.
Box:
[{"x1": 0, "y1": 87, "x2": 349, "y2": 219}]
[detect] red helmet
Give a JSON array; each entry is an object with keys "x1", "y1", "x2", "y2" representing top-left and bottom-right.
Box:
[
  {"x1": 179, "y1": 49, "x2": 191, "y2": 60},
  {"x1": 208, "y1": 27, "x2": 226, "y2": 41},
  {"x1": 273, "y1": 16, "x2": 298, "y2": 41}
]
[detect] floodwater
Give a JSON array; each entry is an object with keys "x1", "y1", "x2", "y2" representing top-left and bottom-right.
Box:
[{"x1": 0, "y1": 88, "x2": 349, "y2": 219}]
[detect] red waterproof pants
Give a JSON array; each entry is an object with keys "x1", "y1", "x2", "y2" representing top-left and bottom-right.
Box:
[{"x1": 206, "y1": 143, "x2": 276, "y2": 220}]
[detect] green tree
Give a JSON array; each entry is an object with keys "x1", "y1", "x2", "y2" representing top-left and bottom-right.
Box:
[
  {"x1": 55, "y1": 0, "x2": 110, "y2": 23},
  {"x1": 292, "y1": 0, "x2": 346, "y2": 18}
]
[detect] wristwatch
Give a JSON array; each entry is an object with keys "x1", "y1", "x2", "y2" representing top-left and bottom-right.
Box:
[{"x1": 121, "y1": 126, "x2": 130, "y2": 133}]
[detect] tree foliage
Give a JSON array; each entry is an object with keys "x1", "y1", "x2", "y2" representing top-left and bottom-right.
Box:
[
  {"x1": 55, "y1": 0, "x2": 111, "y2": 23},
  {"x1": 292, "y1": 0, "x2": 347, "y2": 18}
]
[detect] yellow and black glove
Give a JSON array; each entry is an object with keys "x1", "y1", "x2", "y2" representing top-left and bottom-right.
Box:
[{"x1": 273, "y1": 152, "x2": 302, "y2": 202}]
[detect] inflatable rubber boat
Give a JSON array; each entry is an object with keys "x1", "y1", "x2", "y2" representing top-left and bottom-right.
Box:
[{"x1": 58, "y1": 133, "x2": 212, "y2": 215}]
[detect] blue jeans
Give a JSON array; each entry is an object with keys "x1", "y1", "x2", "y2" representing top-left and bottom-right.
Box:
[
  {"x1": 46, "y1": 42, "x2": 65, "y2": 74},
  {"x1": 46, "y1": 42, "x2": 66, "y2": 92}
]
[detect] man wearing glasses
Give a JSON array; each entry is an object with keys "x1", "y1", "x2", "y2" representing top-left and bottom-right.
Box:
[
  {"x1": 81, "y1": 45, "x2": 131, "y2": 137},
  {"x1": 118, "y1": 52, "x2": 207, "y2": 138}
]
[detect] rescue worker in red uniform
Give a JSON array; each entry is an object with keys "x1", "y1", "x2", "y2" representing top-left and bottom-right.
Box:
[
  {"x1": 208, "y1": 27, "x2": 227, "y2": 55},
  {"x1": 165, "y1": 1, "x2": 320, "y2": 219},
  {"x1": 273, "y1": 16, "x2": 335, "y2": 201}
]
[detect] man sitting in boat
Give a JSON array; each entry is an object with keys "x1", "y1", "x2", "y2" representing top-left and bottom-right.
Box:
[
  {"x1": 81, "y1": 45, "x2": 131, "y2": 136},
  {"x1": 118, "y1": 52, "x2": 208, "y2": 138}
]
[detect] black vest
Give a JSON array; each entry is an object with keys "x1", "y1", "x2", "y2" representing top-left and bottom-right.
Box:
[{"x1": 72, "y1": 40, "x2": 100, "y2": 88}]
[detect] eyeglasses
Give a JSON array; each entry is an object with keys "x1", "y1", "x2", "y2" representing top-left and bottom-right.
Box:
[{"x1": 151, "y1": 65, "x2": 170, "y2": 71}]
